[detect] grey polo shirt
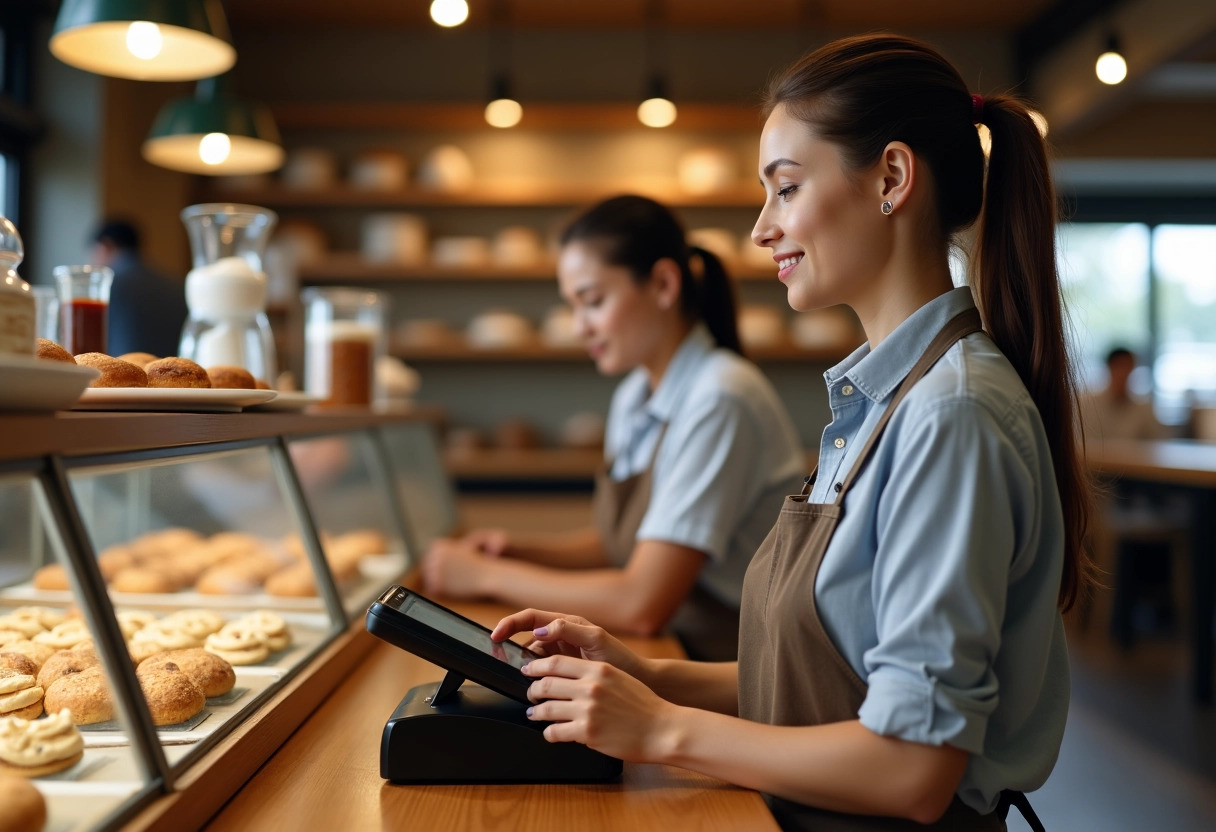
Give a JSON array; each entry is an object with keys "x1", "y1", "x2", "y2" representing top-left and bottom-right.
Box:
[{"x1": 604, "y1": 324, "x2": 804, "y2": 608}]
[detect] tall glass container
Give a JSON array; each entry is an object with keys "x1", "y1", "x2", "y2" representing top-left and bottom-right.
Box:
[
  {"x1": 179, "y1": 203, "x2": 278, "y2": 382},
  {"x1": 0, "y1": 215, "x2": 34, "y2": 356},
  {"x1": 302, "y1": 287, "x2": 386, "y2": 409}
]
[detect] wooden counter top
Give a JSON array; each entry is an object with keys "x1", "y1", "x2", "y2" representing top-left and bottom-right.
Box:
[
  {"x1": 1085, "y1": 438, "x2": 1216, "y2": 488},
  {"x1": 203, "y1": 601, "x2": 777, "y2": 832},
  {"x1": 0, "y1": 407, "x2": 443, "y2": 462}
]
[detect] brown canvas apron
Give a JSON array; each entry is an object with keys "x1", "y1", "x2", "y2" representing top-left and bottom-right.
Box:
[
  {"x1": 592, "y1": 423, "x2": 741, "y2": 662},
  {"x1": 737, "y1": 307, "x2": 1039, "y2": 831}
]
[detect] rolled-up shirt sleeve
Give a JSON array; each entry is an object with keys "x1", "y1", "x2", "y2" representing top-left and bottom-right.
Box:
[
  {"x1": 858, "y1": 397, "x2": 1035, "y2": 753},
  {"x1": 636, "y1": 392, "x2": 763, "y2": 562}
]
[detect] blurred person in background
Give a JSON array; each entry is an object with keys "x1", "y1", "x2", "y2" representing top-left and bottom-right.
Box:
[
  {"x1": 90, "y1": 218, "x2": 188, "y2": 358},
  {"x1": 1079, "y1": 346, "x2": 1168, "y2": 442}
]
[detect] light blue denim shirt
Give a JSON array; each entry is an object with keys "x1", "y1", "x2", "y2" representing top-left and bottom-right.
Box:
[
  {"x1": 605, "y1": 324, "x2": 805, "y2": 607},
  {"x1": 809, "y1": 287, "x2": 1070, "y2": 813}
]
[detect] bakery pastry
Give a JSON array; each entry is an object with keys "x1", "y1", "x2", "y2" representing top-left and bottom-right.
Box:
[
  {"x1": 0, "y1": 773, "x2": 47, "y2": 830},
  {"x1": 130, "y1": 622, "x2": 202, "y2": 652},
  {"x1": 9, "y1": 609, "x2": 65, "y2": 632},
  {"x1": 31, "y1": 564, "x2": 69, "y2": 591},
  {"x1": 0, "y1": 709, "x2": 85, "y2": 778},
  {"x1": 43, "y1": 666, "x2": 113, "y2": 725},
  {"x1": 0, "y1": 654, "x2": 39, "y2": 678},
  {"x1": 264, "y1": 563, "x2": 317, "y2": 598},
  {"x1": 114, "y1": 610, "x2": 157, "y2": 638},
  {"x1": 74, "y1": 353, "x2": 149, "y2": 388},
  {"x1": 135, "y1": 663, "x2": 206, "y2": 725},
  {"x1": 31, "y1": 621, "x2": 90, "y2": 651},
  {"x1": 115, "y1": 352, "x2": 159, "y2": 368},
  {"x1": 237, "y1": 611, "x2": 291, "y2": 652},
  {"x1": 36, "y1": 648, "x2": 99, "y2": 690},
  {"x1": 0, "y1": 670, "x2": 42, "y2": 721},
  {"x1": 195, "y1": 565, "x2": 261, "y2": 595},
  {"x1": 145, "y1": 357, "x2": 211, "y2": 389},
  {"x1": 0, "y1": 642, "x2": 54, "y2": 671},
  {"x1": 204, "y1": 624, "x2": 269, "y2": 665},
  {"x1": 139, "y1": 649, "x2": 235, "y2": 698},
  {"x1": 35, "y1": 338, "x2": 74, "y2": 364},
  {"x1": 110, "y1": 567, "x2": 177, "y2": 594},
  {"x1": 0, "y1": 617, "x2": 43, "y2": 640},
  {"x1": 161, "y1": 610, "x2": 225, "y2": 640},
  {"x1": 206, "y1": 365, "x2": 256, "y2": 389},
  {"x1": 255, "y1": 378, "x2": 271, "y2": 390}
]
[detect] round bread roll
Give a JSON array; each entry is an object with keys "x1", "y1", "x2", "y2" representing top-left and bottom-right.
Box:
[
  {"x1": 43, "y1": 666, "x2": 114, "y2": 725},
  {"x1": 0, "y1": 642, "x2": 54, "y2": 670},
  {"x1": 265, "y1": 563, "x2": 317, "y2": 597},
  {"x1": 255, "y1": 378, "x2": 271, "y2": 390},
  {"x1": 136, "y1": 663, "x2": 206, "y2": 725},
  {"x1": 75, "y1": 353, "x2": 149, "y2": 388},
  {"x1": 139, "y1": 649, "x2": 235, "y2": 698},
  {"x1": 109, "y1": 567, "x2": 177, "y2": 594},
  {"x1": 116, "y1": 352, "x2": 159, "y2": 368},
  {"x1": 30, "y1": 565, "x2": 69, "y2": 592},
  {"x1": 0, "y1": 774, "x2": 47, "y2": 830},
  {"x1": 36, "y1": 648, "x2": 100, "y2": 690},
  {"x1": 0, "y1": 654, "x2": 39, "y2": 678},
  {"x1": 35, "y1": 338, "x2": 75, "y2": 364},
  {"x1": 195, "y1": 565, "x2": 262, "y2": 595},
  {"x1": 145, "y1": 357, "x2": 210, "y2": 388},
  {"x1": 206, "y1": 365, "x2": 256, "y2": 389}
]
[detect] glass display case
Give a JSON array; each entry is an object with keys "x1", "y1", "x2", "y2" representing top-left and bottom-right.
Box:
[
  {"x1": 0, "y1": 467, "x2": 163, "y2": 832},
  {"x1": 379, "y1": 420, "x2": 458, "y2": 550},
  {"x1": 0, "y1": 411, "x2": 448, "y2": 830}
]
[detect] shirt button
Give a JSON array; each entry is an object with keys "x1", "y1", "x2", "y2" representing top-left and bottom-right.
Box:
[
  {"x1": 834, "y1": 437, "x2": 846, "y2": 449},
  {"x1": 841, "y1": 385, "x2": 854, "y2": 396},
  {"x1": 834, "y1": 482, "x2": 843, "y2": 493}
]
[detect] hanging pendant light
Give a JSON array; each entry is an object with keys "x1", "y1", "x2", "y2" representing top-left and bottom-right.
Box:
[
  {"x1": 483, "y1": 1, "x2": 521, "y2": 128},
  {"x1": 485, "y1": 75, "x2": 522, "y2": 128},
  {"x1": 51, "y1": 0, "x2": 236, "y2": 82},
  {"x1": 1095, "y1": 33, "x2": 1128, "y2": 85},
  {"x1": 142, "y1": 76, "x2": 283, "y2": 175},
  {"x1": 637, "y1": 0, "x2": 676, "y2": 128}
]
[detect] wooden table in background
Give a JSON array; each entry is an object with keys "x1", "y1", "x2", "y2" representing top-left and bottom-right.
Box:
[
  {"x1": 204, "y1": 600, "x2": 778, "y2": 831},
  {"x1": 1086, "y1": 439, "x2": 1216, "y2": 704}
]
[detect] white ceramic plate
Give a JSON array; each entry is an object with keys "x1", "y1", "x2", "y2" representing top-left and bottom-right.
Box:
[
  {"x1": 0, "y1": 353, "x2": 100, "y2": 411},
  {"x1": 245, "y1": 391, "x2": 324, "y2": 412},
  {"x1": 73, "y1": 388, "x2": 277, "y2": 412}
]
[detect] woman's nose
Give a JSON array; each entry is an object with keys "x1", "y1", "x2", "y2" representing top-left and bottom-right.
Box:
[{"x1": 751, "y1": 204, "x2": 780, "y2": 249}]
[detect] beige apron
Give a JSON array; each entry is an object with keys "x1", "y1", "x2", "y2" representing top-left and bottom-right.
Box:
[
  {"x1": 737, "y1": 307, "x2": 1023, "y2": 831},
  {"x1": 592, "y1": 423, "x2": 741, "y2": 662}
]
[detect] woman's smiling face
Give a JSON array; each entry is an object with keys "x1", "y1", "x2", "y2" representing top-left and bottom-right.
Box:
[{"x1": 751, "y1": 104, "x2": 890, "y2": 313}]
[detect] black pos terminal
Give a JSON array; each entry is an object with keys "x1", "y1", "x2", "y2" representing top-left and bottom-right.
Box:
[{"x1": 366, "y1": 585, "x2": 623, "y2": 783}]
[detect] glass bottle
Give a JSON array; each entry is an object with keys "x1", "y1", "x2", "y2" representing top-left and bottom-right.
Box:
[
  {"x1": 179, "y1": 203, "x2": 278, "y2": 382},
  {"x1": 0, "y1": 216, "x2": 35, "y2": 357}
]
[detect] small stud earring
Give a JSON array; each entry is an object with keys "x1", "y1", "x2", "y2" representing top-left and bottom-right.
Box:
[{"x1": 881, "y1": 201, "x2": 894, "y2": 215}]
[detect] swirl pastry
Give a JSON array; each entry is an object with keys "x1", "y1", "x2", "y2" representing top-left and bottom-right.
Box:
[
  {"x1": 0, "y1": 709, "x2": 84, "y2": 777},
  {"x1": 204, "y1": 625, "x2": 269, "y2": 665},
  {"x1": 237, "y1": 611, "x2": 291, "y2": 652}
]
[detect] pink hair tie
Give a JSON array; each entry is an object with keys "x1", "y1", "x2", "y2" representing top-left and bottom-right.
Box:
[{"x1": 971, "y1": 94, "x2": 985, "y2": 124}]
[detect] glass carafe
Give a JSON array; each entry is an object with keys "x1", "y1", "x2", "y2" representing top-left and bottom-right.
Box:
[{"x1": 179, "y1": 203, "x2": 278, "y2": 382}]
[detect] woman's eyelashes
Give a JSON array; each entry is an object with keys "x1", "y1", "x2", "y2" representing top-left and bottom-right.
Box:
[{"x1": 777, "y1": 184, "x2": 799, "y2": 202}]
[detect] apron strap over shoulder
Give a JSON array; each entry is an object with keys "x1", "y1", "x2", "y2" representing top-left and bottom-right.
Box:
[
  {"x1": 834, "y1": 307, "x2": 983, "y2": 502},
  {"x1": 997, "y1": 790, "x2": 1046, "y2": 832}
]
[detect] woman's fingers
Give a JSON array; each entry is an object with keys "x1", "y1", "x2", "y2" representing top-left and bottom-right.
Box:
[
  {"x1": 525, "y1": 669, "x2": 590, "y2": 703},
  {"x1": 491, "y1": 608, "x2": 583, "y2": 642}
]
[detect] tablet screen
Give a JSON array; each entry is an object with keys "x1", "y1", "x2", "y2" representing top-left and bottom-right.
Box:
[{"x1": 402, "y1": 594, "x2": 535, "y2": 670}]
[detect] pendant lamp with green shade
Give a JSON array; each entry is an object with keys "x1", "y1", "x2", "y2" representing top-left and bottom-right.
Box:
[
  {"x1": 51, "y1": 0, "x2": 236, "y2": 81},
  {"x1": 142, "y1": 76, "x2": 284, "y2": 175}
]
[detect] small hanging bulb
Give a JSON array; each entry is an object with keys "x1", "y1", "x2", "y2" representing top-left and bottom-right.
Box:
[
  {"x1": 198, "y1": 132, "x2": 232, "y2": 165},
  {"x1": 430, "y1": 0, "x2": 469, "y2": 27},
  {"x1": 638, "y1": 76, "x2": 677, "y2": 128},
  {"x1": 125, "y1": 21, "x2": 163, "y2": 60},
  {"x1": 485, "y1": 75, "x2": 522, "y2": 128},
  {"x1": 1096, "y1": 34, "x2": 1127, "y2": 85}
]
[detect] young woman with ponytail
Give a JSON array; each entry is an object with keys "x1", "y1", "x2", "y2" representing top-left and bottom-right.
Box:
[
  {"x1": 423, "y1": 194, "x2": 804, "y2": 662},
  {"x1": 490, "y1": 35, "x2": 1091, "y2": 830}
]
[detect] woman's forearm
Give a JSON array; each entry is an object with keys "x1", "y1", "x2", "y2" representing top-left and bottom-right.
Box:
[
  {"x1": 653, "y1": 710, "x2": 969, "y2": 824},
  {"x1": 504, "y1": 526, "x2": 608, "y2": 568},
  {"x1": 637, "y1": 657, "x2": 739, "y2": 714}
]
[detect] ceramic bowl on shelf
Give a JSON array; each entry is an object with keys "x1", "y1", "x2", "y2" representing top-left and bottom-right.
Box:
[
  {"x1": 738, "y1": 304, "x2": 787, "y2": 349},
  {"x1": 416, "y1": 145, "x2": 475, "y2": 192},
  {"x1": 431, "y1": 236, "x2": 491, "y2": 269},
  {"x1": 492, "y1": 227, "x2": 544, "y2": 268},
  {"x1": 349, "y1": 150, "x2": 409, "y2": 191},
  {"x1": 541, "y1": 305, "x2": 579, "y2": 348},
  {"x1": 280, "y1": 148, "x2": 338, "y2": 190},
  {"x1": 395, "y1": 318, "x2": 459, "y2": 349},
  {"x1": 677, "y1": 146, "x2": 738, "y2": 195},
  {"x1": 361, "y1": 213, "x2": 428, "y2": 265},
  {"x1": 466, "y1": 310, "x2": 535, "y2": 349}
]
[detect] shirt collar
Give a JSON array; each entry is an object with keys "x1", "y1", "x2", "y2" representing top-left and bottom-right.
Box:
[
  {"x1": 644, "y1": 323, "x2": 715, "y2": 422},
  {"x1": 824, "y1": 287, "x2": 977, "y2": 403}
]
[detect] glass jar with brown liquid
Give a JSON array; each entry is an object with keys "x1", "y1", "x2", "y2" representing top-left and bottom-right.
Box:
[{"x1": 303, "y1": 288, "x2": 386, "y2": 409}]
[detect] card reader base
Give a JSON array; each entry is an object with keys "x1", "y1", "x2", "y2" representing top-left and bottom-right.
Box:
[{"x1": 380, "y1": 676, "x2": 623, "y2": 784}]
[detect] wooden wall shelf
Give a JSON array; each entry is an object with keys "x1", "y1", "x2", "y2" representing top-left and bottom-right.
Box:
[
  {"x1": 268, "y1": 101, "x2": 766, "y2": 132},
  {"x1": 200, "y1": 183, "x2": 765, "y2": 210},
  {"x1": 298, "y1": 254, "x2": 777, "y2": 284}
]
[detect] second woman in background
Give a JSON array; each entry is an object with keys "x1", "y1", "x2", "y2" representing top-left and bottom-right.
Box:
[{"x1": 422, "y1": 195, "x2": 804, "y2": 661}]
